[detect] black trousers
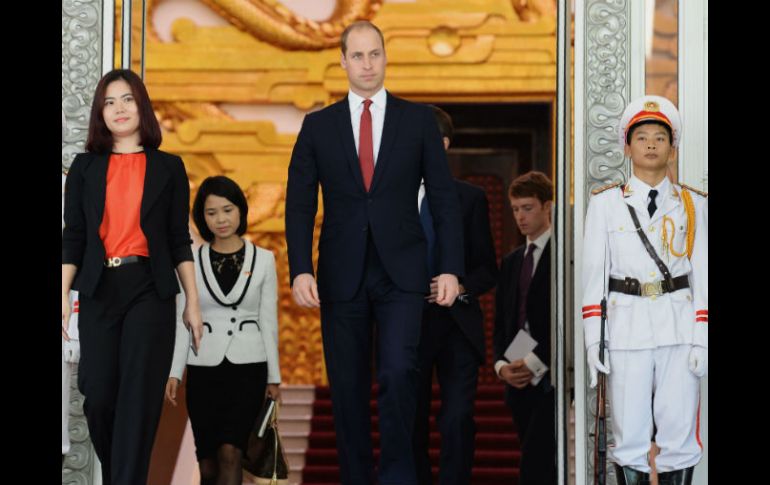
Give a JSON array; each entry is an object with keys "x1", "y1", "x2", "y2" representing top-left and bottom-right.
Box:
[
  {"x1": 413, "y1": 304, "x2": 479, "y2": 485},
  {"x1": 320, "y1": 235, "x2": 425, "y2": 485},
  {"x1": 77, "y1": 261, "x2": 175, "y2": 485},
  {"x1": 509, "y1": 384, "x2": 557, "y2": 485}
]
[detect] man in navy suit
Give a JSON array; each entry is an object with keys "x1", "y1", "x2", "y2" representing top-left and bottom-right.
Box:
[
  {"x1": 285, "y1": 21, "x2": 464, "y2": 485},
  {"x1": 412, "y1": 107, "x2": 498, "y2": 485},
  {"x1": 493, "y1": 171, "x2": 556, "y2": 485}
]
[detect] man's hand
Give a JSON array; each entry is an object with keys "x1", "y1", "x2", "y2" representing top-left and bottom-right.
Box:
[
  {"x1": 434, "y1": 274, "x2": 459, "y2": 307},
  {"x1": 499, "y1": 359, "x2": 534, "y2": 389},
  {"x1": 292, "y1": 273, "x2": 320, "y2": 308},
  {"x1": 586, "y1": 343, "x2": 611, "y2": 389},
  {"x1": 688, "y1": 345, "x2": 707, "y2": 377},
  {"x1": 427, "y1": 279, "x2": 465, "y2": 304}
]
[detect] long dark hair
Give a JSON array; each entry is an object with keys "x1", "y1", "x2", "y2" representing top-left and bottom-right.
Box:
[{"x1": 85, "y1": 69, "x2": 161, "y2": 153}]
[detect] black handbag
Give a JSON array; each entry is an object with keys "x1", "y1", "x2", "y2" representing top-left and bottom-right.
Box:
[{"x1": 242, "y1": 397, "x2": 289, "y2": 484}]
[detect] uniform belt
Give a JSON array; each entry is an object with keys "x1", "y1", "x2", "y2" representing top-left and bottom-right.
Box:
[
  {"x1": 608, "y1": 275, "x2": 689, "y2": 297},
  {"x1": 104, "y1": 255, "x2": 149, "y2": 268}
]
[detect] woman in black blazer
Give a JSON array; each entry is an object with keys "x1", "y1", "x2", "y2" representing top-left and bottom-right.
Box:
[{"x1": 61, "y1": 69, "x2": 203, "y2": 485}]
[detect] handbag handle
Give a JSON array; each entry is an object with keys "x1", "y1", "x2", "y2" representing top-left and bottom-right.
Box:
[{"x1": 269, "y1": 399, "x2": 282, "y2": 483}]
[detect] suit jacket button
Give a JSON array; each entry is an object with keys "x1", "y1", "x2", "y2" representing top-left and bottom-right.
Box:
[
  {"x1": 230, "y1": 317, "x2": 236, "y2": 323},
  {"x1": 232, "y1": 306, "x2": 237, "y2": 311},
  {"x1": 227, "y1": 330, "x2": 233, "y2": 336},
  {"x1": 362, "y1": 226, "x2": 368, "y2": 232}
]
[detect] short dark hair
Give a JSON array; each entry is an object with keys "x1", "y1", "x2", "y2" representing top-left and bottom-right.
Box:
[
  {"x1": 86, "y1": 69, "x2": 162, "y2": 154},
  {"x1": 340, "y1": 21, "x2": 385, "y2": 56},
  {"x1": 430, "y1": 105, "x2": 454, "y2": 143},
  {"x1": 192, "y1": 176, "x2": 249, "y2": 242},
  {"x1": 508, "y1": 171, "x2": 553, "y2": 204},
  {"x1": 626, "y1": 120, "x2": 673, "y2": 146}
]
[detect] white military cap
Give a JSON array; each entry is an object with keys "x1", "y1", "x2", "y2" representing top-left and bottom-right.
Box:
[{"x1": 618, "y1": 95, "x2": 681, "y2": 148}]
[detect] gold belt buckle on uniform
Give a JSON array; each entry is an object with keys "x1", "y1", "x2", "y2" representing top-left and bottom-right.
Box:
[
  {"x1": 641, "y1": 280, "x2": 663, "y2": 297},
  {"x1": 105, "y1": 257, "x2": 123, "y2": 268}
]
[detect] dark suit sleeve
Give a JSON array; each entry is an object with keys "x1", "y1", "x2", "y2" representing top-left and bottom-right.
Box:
[
  {"x1": 462, "y1": 189, "x2": 498, "y2": 297},
  {"x1": 285, "y1": 114, "x2": 319, "y2": 282},
  {"x1": 492, "y1": 255, "x2": 511, "y2": 363},
  {"x1": 62, "y1": 154, "x2": 86, "y2": 267},
  {"x1": 421, "y1": 107, "x2": 464, "y2": 277},
  {"x1": 168, "y1": 155, "x2": 194, "y2": 265}
]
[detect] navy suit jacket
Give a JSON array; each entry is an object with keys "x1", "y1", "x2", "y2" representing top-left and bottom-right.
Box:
[
  {"x1": 493, "y1": 240, "x2": 552, "y2": 405},
  {"x1": 444, "y1": 180, "x2": 498, "y2": 363},
  {"x1": 285, "y1": 92, "x2": 464, "y2": 301}
]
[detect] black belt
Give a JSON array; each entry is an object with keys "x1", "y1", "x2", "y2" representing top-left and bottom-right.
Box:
[
  {"x1": 609, "y1": 275, "x2": 689, "y2": 297},
  {"x1": 104, "y1": 255, "x2": 149, "y2": 268}
]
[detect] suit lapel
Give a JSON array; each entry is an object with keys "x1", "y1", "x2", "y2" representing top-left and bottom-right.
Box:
[
  {"x1": 87, "y1": 152, "x2": 109, "y2": 226},
  {"x1": 369, "y1": 91, "x2": 404, "y2": 192},
  {"x1": 508, "y1": 249, "x2": 524, "y2": 329},
  {"x1": 531, "y1": 240, "x2": 551, "y2": 283},
  {"x1": 333, "y1": 98, "x2": 366, "y2": 193},
  {"x1": 141, "y1": 148, "x2": 170, "y2": 220}
]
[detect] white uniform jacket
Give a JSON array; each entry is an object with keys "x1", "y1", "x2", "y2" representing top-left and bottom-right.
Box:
[
  {"x1": 582, "y1": 176, "x2": 707, "y2": 351},
  {"x1": 170, "y1": 241, "x2": 281, "y2": 384}
]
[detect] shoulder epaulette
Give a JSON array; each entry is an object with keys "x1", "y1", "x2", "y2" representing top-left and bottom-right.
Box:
[
  {"x1": 680, "y1": 183, "x2": 708, "y2": 198},
  {"x1": 591, "y1": 182, "x2": 622, "y2": 195}
]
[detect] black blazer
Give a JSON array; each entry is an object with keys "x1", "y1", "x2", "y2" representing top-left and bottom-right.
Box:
[
  {"x1": 285, "y1": 92, "x2": 464, "y2": 302},
  {"x1": 62, "y1": 148, "x2": 193, "y2": 299},
  {"x1": 493, "y1": 240, "x2": 552, "y2": 401},
  {"x1": 445, "y1": 180, "x2": 498, "y2": 364}
]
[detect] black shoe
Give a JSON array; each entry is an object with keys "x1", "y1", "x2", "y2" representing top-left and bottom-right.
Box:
[
  {"x1": 613, "y1": 463, "x2": 651, "y2": 485},
  {"x1": 657, "y1": 467, "x2": 694, "y2": 485}
]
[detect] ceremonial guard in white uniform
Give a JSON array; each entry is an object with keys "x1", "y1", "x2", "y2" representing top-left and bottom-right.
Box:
[{"x1": 582, "y1": 95, "x2": 708, "y2": 485}]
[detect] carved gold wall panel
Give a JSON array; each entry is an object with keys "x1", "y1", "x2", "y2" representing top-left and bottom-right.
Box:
[{"x1": 144, "y1": 0, "x2": 557, "y2": 385}]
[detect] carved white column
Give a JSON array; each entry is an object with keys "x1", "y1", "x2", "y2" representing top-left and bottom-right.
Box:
[
  {"x1": 62, "y1": 1, "x2": 105, "y2": 483},
  {"x1": 575, "y1": 1, "x2": 632, "y2": 484}
]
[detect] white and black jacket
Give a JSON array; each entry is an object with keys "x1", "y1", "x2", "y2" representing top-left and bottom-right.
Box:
[{"x1": 170, "y1": 241, "x2": 281, "y2": 384}]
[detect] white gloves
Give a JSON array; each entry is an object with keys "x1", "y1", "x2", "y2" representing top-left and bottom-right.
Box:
[
  {"x1": 586, "y1": 343, "x2": 611, "y2": 388},
  {"x1": 63, "y1": 338, "x2": 80, "y2": 364},
  {"x1": 688, "y1": 345, "x2": 707, "y2": 377}
]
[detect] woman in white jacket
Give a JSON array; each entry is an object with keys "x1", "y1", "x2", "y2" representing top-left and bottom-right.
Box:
[{"x1": 165, "y1": 176, "x2": 281, "y2": 485}]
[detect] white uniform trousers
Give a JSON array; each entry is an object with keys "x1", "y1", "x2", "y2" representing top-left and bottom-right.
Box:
[{"x1": 608, "y1": 344, "x2": 702, "y2": 472}]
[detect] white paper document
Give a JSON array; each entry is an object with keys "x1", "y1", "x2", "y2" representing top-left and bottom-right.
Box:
[
  {"x1": 504, "y1": 329, "x2": 538, "y2": 362},
  {"x1": 504, "y1": 330, "x2": 549, "y2": 385}
]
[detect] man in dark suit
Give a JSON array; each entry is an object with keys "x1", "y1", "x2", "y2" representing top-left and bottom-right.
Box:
[
  {"x1": 412, "y1": 106, "x2": 498, "y2": 485},
  {"x1": 493, "y1": 171, "x2": 556, "y2": 485},
  {"x1": 285, "y1": 21, "x2": 464, "y2": 485}
]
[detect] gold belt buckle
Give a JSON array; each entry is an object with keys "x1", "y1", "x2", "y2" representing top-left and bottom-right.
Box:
[
  {"x1": 105, "y1": 257, "x2": 122, "y2": 268},
  {"x1": 641, "y1": 280, "x2": 663, "y2": 297}
]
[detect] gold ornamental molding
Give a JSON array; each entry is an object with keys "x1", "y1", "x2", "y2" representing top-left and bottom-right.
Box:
[
  {"x1": 146, "y1": 0, "x2": 558, "y2": 108},
  {"x1": 201, "y1": 0, "x2": 383, "y2": 50}
]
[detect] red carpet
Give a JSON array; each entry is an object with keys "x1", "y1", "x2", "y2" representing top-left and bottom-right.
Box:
[{"x1": 302, "y1": 384, "x2": 520, "y2": 485}]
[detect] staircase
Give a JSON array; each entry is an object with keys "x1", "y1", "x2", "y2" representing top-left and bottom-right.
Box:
[{"x1": 301, "y1": 383, "x2": 521, "y2": 485}]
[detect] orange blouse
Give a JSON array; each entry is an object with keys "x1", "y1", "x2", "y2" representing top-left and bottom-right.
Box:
[{"x1": 99, "y1": 152, "x2": 150, "y2": 258}]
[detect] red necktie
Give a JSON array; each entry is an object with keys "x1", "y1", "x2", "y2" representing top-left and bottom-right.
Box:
[{"x1": 359, "y1": 99, "x2": 374, "y2": 191}]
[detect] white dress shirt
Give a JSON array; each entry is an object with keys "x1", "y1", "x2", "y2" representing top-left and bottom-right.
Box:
[{"x1": 348, "y1": 87, "x2": 387, "y2": 165}]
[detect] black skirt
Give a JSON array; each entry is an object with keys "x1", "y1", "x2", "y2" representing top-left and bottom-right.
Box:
[{"x1": 185, "y1": 358, "x2": 268, "y2": 461}]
